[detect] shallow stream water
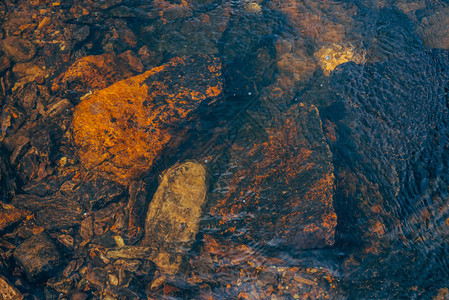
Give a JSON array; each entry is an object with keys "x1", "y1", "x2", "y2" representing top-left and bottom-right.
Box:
[{"x1": 1, "y1": 0, "x2": 449, "y2": 299}]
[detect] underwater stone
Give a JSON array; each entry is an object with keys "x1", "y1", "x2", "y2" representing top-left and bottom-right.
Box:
[
  {"x1": 142, "y1": 161, "x2": 207, "y2": 274},
  {"x1": 105, "y1": 161, "x2": 207, "y2": 275},
  {"x1": 72, "y1": 56, "x2": 222, "y2": 184},
  {"x1": 208, "y1": 103, "x2": 337, "y2": 250},
  {"x1": 14, "y1": 232, "x2": 63, "y2": 282}
]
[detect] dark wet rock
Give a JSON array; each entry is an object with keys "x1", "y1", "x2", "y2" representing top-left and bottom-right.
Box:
[
  {"x1": 0, "y1": 70, "x2": 14, "y2": 100},
  {"x1": 45, "y1": 98, "x2": 72, "y2": 118},
  {"x1": 79, "y1": 216, "x2": 93, "y2": 241},
  {"x1": 155, "y1": 2, "x2": 231, "y2": 57},
  {"x1": 92, "y1": 202, "x2": 122, "y2": 237},
  {"x1": 174, "y1": 235, "x2": 343, "y2": 299},
  {"x1": 0, "y1": 102, "x2": 26, "y2": 141},
  {"x1": 0, "y1": 148, "x2": 15, "y2": 201},
  {"x1": 59, "y1": 177, "x2": 125, "y2": 210},
  {"x1": 71, "y1": 292, "x2": 88, "y2": 300},
  {"x1": 69, "y1": 25, "x2": 90, "y2": 43},
  {"x1": 16, "y1": 82, "x2": 38, "y2": 111},
  {"x1": 220, "y1": 4, "x2": 279, "y2": 97},
  {"x1": 0, "y1": 275, "x2": 23, "y2": 300},
  {"x1": 12, "y1": 194, "x2": 83, "y2": 230},
  {"x1": 0, "y1": 55, "x2": 10, "y2": 74},
  {"x1": 12, "y1": 61, "x2": 49, "y2": 91},
  {"x1": 1, "y1": 36, "x2": 36, "y2": 63},
  {"x1": 85, "y1": 267, "x2": 108, "y2": 287},
  {"x1": 207, "y1": 103, "x2": 336, "y2": 250},
  {"x1": 47, "y1": 276, "x2": 74, "y2": 295},
  {"x1": 322, "y1": 35, "x2": 449, "y2": 295},
  {"x1": 72, "y1": 56, "x2": 222, "y2": 184},
  {"x1": 125, "y1": 181, "x2": 147, "y2": 244},
  {"x1": 14, "y1": 232, "x2": 63, "y2": 282}
]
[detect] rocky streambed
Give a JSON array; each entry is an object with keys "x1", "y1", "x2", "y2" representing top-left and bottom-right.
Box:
[{"x1": 1, "y1": 0, "x2": 449, "y2": 299}]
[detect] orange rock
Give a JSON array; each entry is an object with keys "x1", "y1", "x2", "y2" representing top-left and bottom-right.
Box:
[
  {"x1": 72, "y1": 56, "x2": 222, "y2": 184},
  {"x1": 51, "y1": 53, "x2": 134, "y2": 93}
]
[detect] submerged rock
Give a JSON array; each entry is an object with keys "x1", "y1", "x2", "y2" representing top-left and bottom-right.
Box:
[
  {"x1": 106, "y1": 161, "x2": 207, "y2": 275},
  {"x1": 1, "y1": 36, "x2": 36, "y2": 63},
  {"x1": 12, "y1": 194, "x2": 83, "y2": 230},
  {"x1": 0, "y1": 202, "x2": 29, "y2": 232},
  {"x1": 208, "y1": 103, "x2": 336, "y2": 250},
  {"x1": 51, "y1": 53, "x2": 134, "y2": 94},
  {"x1": 415, "y1": 6, "x2": 449, "y2": 50},
  {"x1": 14, "y1": 232, "x2": 63, "y2": 282},
  {"x1": 142, "y1": 161, "x2": 207, "y2": 274},
  {"x1": 72, "y1": 56, "x2": 222, "y2": 184},
  {"x1": 0, "y1": 275, "x2": 23, "y2": 300},
  {"x1": 0, "y1": 148, "x2": 15, "y2": 201}
]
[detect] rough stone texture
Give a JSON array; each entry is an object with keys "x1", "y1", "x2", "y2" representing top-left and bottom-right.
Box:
[
  {"x1": 72, "y1": 56, "x2": 222, "y2": 184},
  {"x1": 142, "y1": 161, "x2": 207, "y2": 274},
  {"x1": 1, "y1": 36, "x2": 36, "y2": 62},
  {"x1": 208, "y1": 103, "x2": 336, "y2": 250},
  {"x1": 417, "y1": 7, "x2": 449, "y2": 50},
  {"x1": 106, "y1": 161, "x2": 207, "y2": 275},
  {"x1": 0, "y1": 275, "x2": 23, "y2": 299},
  {"x1": 51, "y1": 54, "x2": 134, "y2": 94},
  {"x1": 0, "y1": 202, "x2": 29, "y2": 232},
  {"x1": 12, "y1": 194, "x2": 83, "y2": 230},
  {"x1": 0, "y1": 148, "x2": 15, "y2": 201},
  {"x1": 14, "y1": 232, "x2": 63, "y2": 282},
  {"x1": 269, "y1": 0, "x2": 356, "y2": 44}
]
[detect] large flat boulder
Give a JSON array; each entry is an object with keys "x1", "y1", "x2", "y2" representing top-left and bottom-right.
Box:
[
  {"x1": 208, "y1": 103, "x2": 336, "y2": 250},
  {"x1": 72, "y1": 56, "x2": 222, "y2": 184}
]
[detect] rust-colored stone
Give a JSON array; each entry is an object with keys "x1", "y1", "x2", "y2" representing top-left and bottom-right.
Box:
[
  {"x1": 0, "y1": 202, "x2": 29, "y2": 232},
  {"x1": 51, "y1": 53, "x2": 134, "y2": 93},
  {"x1": 72, "y1": 56, "x2": 222, "y2": 184},
  {"x1": 209, "y1": 103, "x2": 336, "y2": 249}
]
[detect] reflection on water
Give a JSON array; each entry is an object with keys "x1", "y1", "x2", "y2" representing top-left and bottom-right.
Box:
[{"x1": 1, "y1": 0, "x2": 449, "y2": 298}]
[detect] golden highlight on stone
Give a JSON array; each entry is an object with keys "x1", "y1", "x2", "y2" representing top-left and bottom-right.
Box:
[
  {"x1": 72, "y1": 56, "x2": 222, "y2": 184},
  {"x1": 314, "y1": 43, "x2": 366, "y2": 76},
  {"x1": 105, "y1": 161, "x2": 207, "y2": 275},
  {"x1": 143, "y1": 161, "x2": 207, "y2": 274}
]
